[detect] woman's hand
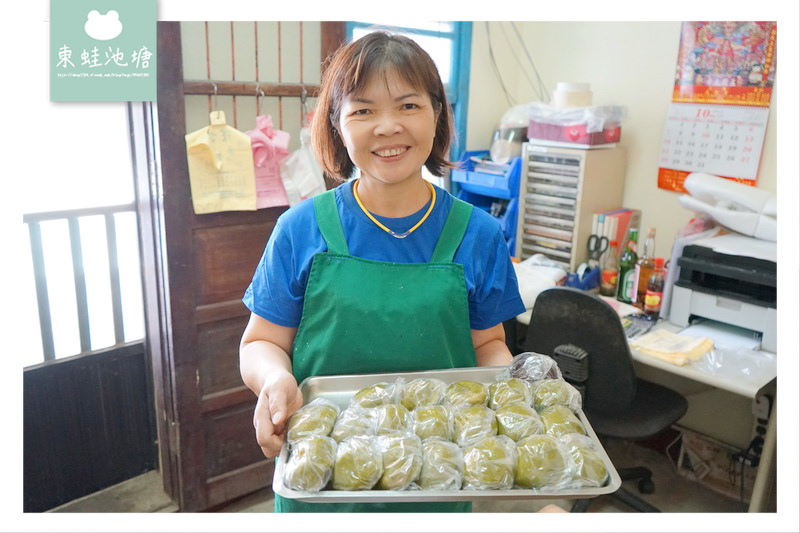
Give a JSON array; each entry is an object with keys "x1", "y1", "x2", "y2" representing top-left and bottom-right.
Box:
[
  {"x1": 240, "y1": 313, "x2": 301, "y2": 459},
  {"x1": 253, "y1": 370, "x2": 304, "y2": 458}
]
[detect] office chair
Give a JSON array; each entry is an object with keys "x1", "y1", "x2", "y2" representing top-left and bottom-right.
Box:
[{"x1": 523, "y1": 286, "x2": 688, "y2": 513}]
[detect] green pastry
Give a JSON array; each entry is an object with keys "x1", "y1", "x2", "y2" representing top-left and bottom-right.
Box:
[
  {"x1": 400, "y1": 378, "x2": 446, "y2": 410},
  {"x1": 563, "y1": 435, "x2": 608, "y2": 486},
  {"x1": 350, "y1": 382, "x2": 396, "y2": 408},
  {"x1": 488, "y1": 377, "x2": 532, "y2": 410},
  {"x1": 418, "y1": 438, "x2": 464, "y2": 490},
  {"x1": 332, "y1": 436, "x2": 383, "y2": 490},
  {"x1": 331, "y1": 407, "x2": 376, "y2": 443},
  {"x1": 282, "y1": 435, "x2": 337, "y2": 492},
  {"x1": 444, "y1": 380, "x2": 488, "y2": 407},
  {"x1": 286, "y1": 399, "x2": 339, "y2": 443},
  {"x1": 462, "y1": 435, "x2": 516, "y2": 490},
  {"x1": 539, "y1": 405, "x2": 586, "y2": 438},
  {"x1": 376, "y1": 435, "x2": 423, "y2": 490},
  {"x1": 412, "y1": 404, "x2": 453, "y2": 441},
  {"x1": 514, "y1": 434, "x2": 570, "y2": 489},
  {"x1": 531, "y1": 379, "x2": 582, "y2": 412},
  {"x1": 453, "y1": 404, "x2": 498, "y2": 447},
  {"x1": 374, "y1": 403, "x2": 411, "y2": 435},
  {"x1": 495, "y1": 403, "x2": 545, "y2": 442}
]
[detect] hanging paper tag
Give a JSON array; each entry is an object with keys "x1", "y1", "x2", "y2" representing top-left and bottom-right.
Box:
[
  {"x1": 245, "y1": 115, "x2": 291, "y2": 209},
  {"x1": 185, "y1": 111, "x2": 257, "y2": 214}
]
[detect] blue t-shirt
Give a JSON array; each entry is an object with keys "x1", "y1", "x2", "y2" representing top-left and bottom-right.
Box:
[{"x1": 243, "y1": 181, "x2": 525, "y2": 330}]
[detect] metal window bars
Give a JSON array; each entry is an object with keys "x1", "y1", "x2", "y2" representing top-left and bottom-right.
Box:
[{"x1": 24, "y1": 203, "x2": 140, "y2": 362}]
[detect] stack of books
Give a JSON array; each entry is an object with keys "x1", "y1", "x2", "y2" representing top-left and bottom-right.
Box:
[{"x1": 591, "y1": 208, "x2": 641, "y2": 266}]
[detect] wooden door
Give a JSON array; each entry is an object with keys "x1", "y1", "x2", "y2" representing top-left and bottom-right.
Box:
[{"x1": 139, "y1": 21, "x2": 345, "y2": 512}]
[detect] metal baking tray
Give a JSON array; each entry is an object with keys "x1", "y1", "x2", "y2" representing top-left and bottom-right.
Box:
[{"x1": 273, "y1": 366, "x2": 621, "y2": 502}]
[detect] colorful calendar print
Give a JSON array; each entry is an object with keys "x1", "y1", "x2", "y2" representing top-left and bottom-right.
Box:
[
  {"x1": 658, "y1": 22, "x2": 775, "y2": 192},
  {"x1": 657, "y1": 102, "x2": 769, "y2": 192}
]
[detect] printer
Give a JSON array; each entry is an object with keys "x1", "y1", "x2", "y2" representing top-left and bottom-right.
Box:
[{"x1": 669, "y1": 232, "x2": 777, "y2": 353}]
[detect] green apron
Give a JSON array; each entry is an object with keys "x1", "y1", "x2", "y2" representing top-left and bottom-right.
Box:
[{"x1": 275, "y1": 189, "x2": 476, "y2": 513}]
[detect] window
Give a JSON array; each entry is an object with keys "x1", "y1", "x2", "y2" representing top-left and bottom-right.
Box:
[
  {"x1": 346, "y1": 21, "x2": 472, "y2": 180},
  {"x1": 22, "y1": 103, "x2": 145, "y2": 367}
]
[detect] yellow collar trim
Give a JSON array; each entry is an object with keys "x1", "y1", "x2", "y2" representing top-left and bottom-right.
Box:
[{"x1": 352, "y1": 179, "x2": 436, "y2": 239}]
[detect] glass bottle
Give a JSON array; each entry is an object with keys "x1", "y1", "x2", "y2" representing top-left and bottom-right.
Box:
[
  {"x1": 644, "y1": 257, "x2": 666, "y2": 318},
  {"x1": 599, "y1": 240, "x2": 620, "y2": 297},
  {"x1": 616, "y1": 227, "x2": 639, "y2": 304},
  {"x1": 634, "y1": 227, "x2": 656, "y2": 309}
]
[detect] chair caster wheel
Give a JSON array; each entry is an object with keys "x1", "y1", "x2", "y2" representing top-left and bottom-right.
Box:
[{"x1": 638, "y1": 478, "x2": 655, "y2": 494}]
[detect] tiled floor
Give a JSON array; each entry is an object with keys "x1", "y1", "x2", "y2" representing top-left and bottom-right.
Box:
[{"x1": 51, "y1": 438, "x2": 750, "y2": 514}]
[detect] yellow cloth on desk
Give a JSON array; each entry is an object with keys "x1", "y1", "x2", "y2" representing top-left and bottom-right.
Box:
[{"x1": 630, "y1": 329, "x2": 714, "y2": 366}]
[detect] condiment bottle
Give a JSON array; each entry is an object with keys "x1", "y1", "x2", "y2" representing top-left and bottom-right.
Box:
[
  {"x1": 644, "y1": 257, "x2": 666, "y2": 318},
  {"x1": 634, "y1": 227, "x2": 656, "y2": 309},
  {"x1": 616, "y1": 227, "x2": 639, "y2": 304},
  {"x1": 599, "y1": 240, "x2": 619, "y2": 297}
]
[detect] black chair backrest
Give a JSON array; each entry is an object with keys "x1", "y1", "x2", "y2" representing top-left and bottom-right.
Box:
[{"x1": 524, "y1": 287, "x2": 637, "y2": 412}]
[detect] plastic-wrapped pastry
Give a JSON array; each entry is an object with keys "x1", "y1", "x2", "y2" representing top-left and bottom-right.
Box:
[
  {"x1": 282, "y1": 435, "x2": 337, "y2": 491},
  {"x1": 462, "y1": 435, "x2": 517, "y2": 490},
  {"x1": 332, "y1": 436, "x2": 383, "y2": 490},
  {"x1": 350, "y1": 381, "x2": 399, "y2": 408},
  {"x1": 561, "y1": 434, "x2": 608, "y2": 487},
  {"x1": 376, "y1": 434, "x2": 423, "y2": 490},
  {"x1": 286, "y1": 398, "x2": 339, "y2": 444},
  {"x1": 400, "y1": 377, "x2": 447, "y2": 410},
  {"x1": 495, "y1": 403, "x2": 545, "y2": 442},
  {"x1": 507, "y1": 351, "x2": 563, "y2": 381},
  {"x1": 531, "y1": 379, "x2": 583, "y2": 412},
  {"x1": 331, "y1": 407, "x2": 377, "y2": 443},
  {"x1": 514, "y1": 434, "x2": 571, "y2": 489},
  {"x1": 374, "y1": 403, "x2": 411, "y2": 435},
  {"x1": 488, "y1": 377, "x2": 532, "y2": 410},
  {"x1": 418, "y1": 438, "x2": 464, "y2": 490},
  {"x1": 443, "y1": 380, "x2": 488, "y2": 407},
  {"x1": 453, "y1": 404, "x2": 498, "y2": 447},
  {"x1": 412, "y1": 404, "x2": 453, "y2": 441},
  {"x1": 539, "y1": 405, "x2": 586, "y2": 438}
]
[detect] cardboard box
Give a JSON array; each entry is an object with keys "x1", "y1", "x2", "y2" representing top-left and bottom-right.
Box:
[{"x1": 677, "y1": 428, "x2": 756, "y2": 503}]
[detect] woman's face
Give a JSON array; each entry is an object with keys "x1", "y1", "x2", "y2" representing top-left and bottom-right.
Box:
[{"x1": 337, "y1": 69, "x2": 437, "y2": 187}]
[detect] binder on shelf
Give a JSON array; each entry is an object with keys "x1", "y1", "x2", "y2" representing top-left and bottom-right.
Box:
[{"x1": 591, "y1": 208, "x2": 642, "y2": 262}]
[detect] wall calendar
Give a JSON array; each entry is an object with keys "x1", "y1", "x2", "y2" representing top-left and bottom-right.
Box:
[{"x1": 657, "y1": 21, "x2": 776, "y2": 192}]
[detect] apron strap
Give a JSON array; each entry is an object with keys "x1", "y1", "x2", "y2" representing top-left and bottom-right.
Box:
[
  {"x1": 430, "y1": 198, "x2": 473, "y2": 263},
  {"x1": 313, "y1": 190, "x2": 349, "y2": 255}
]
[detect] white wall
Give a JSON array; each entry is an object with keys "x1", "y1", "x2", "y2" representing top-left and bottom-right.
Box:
[
  {"x1": 466, "y1": 21, "x2": 784, "y2": 449},
  {"x1": 467, "y1": 21, "x2": 778, "y2": 260}
]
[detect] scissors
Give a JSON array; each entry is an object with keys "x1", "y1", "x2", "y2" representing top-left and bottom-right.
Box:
[{"x1": 586, "y1": 234, "x2": 609, "y2": 263}]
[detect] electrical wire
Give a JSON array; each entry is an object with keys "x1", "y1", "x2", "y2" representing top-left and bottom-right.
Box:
[
  {"x1": 510, "y1": 22, "x2": 550, "y2": 102},
  {"x1": 496, "y1": 22, "x2": 540, "y2": 100},
  {"x1": 664, "y1": 429, "x2": 684, "y2": 474},
  {"x1": 729, "y1": 437, "x2": 758, "y2": 502},
  {"x1": 484, "y1": 22, "x2": 551, "y2": 108},
  {"x1": 484, "y1": 22, "x2": 516, "y2": 108}
]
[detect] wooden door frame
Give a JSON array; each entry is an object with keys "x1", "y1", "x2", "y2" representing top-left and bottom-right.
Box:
[{"x1": 141, "y1": 21, "x2": 346, "y2": 511}]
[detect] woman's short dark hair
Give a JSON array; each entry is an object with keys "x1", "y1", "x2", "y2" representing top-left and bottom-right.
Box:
[{"x1": 311, "y1": 31, "x2": 455, "y2": 183}]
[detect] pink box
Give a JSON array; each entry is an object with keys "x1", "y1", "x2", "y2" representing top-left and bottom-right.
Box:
[{"x1": 527, "y1": 120, "x2": 622, "y2": 146}]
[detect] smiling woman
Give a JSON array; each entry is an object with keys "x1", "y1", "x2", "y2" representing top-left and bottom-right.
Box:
[
  {"x1": 312, "y1": 32, "x2": 454, "y2": 187},
  {"x1": 337, "y1": 72, "x2": 438, "y2": 204},
  {"x1": 347, "y1": 21, "x2": 472, "y2": 166},
  {"x1": 239, "y1": 30, "x2": 526, "y2": 514}
]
